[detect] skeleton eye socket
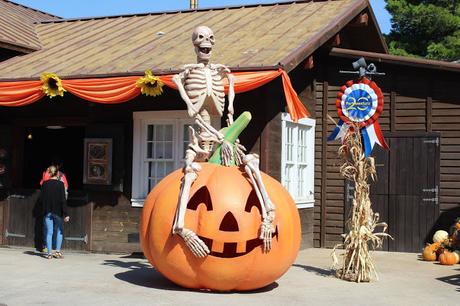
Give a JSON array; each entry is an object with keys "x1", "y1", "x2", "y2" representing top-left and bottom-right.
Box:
[
  {"x1": 187, "y1": 186, "x2": 213, "y2": 211},
  {"x1": 210, "y1": 35, "x2": 214, "y2": 40},
  {"x1": 198, "y1": 34, "x2": 204, "y2": 39}
]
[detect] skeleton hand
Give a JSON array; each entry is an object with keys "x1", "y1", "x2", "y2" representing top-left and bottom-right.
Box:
[
  {"x1": 259, "y1": 211, "x2": 275, "y2": 252},
  {"x1": 221, "y1": 140, "x2": 234, "y2": 166},
  {"x1": 178, "y1": 228, "x2": 210, "y2": 258}
]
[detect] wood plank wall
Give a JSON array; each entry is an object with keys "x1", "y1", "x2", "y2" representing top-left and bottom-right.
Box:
[{"x1": 314, "y1": 55, "x2": 460, "y2": 248}]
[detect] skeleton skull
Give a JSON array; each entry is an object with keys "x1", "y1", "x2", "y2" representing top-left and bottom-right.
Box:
[{"x1": 192, "y1": 26, "x2": 215, "y2": 63}]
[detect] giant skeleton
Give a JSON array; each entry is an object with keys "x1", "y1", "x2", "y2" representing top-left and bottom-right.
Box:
[{"x1": 172, "y1": 26, "x2": 276, "y2": 257}]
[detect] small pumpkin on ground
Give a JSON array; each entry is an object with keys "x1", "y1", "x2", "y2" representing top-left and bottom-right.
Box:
[
  {"x1": 439, "y1": 250, "x2": 458, "y2": 265},
  {"x1": 422, "y1": 242, "x2": 440, "y2": 261}
]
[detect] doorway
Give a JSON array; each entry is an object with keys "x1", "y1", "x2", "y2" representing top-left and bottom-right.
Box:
[
  {"x1": 4, "y1": 125, "x2": 91, "y2": 251},
  {"x1": 22, "y1": 126, "x2": 84, "y2": 189},
  {"x1": 345, "y1": 132, "x2": 440, "y2": 252}
]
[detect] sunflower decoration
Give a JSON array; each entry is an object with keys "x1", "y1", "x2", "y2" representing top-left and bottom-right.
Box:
[
  {"x1": 136, "y1": 69, "x2": 164, "y2": 97},
  {"x1": 40, "y1": 72, "x2": 66, "y2": 98}
]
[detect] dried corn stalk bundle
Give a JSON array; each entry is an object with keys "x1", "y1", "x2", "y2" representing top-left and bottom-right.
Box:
[{"x1": 331, "y1": 123, "x2": 392, "y2": 282}]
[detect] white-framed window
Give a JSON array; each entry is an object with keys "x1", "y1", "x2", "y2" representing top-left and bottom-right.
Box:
[
  {"x1": 281, "y1": 113, "x2": 315, "y2": 208},
  {"x1": 131, "y1": 110, "x2": 219, "y2": 207}
]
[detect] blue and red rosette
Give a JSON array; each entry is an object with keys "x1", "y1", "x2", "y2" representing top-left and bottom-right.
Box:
[{"x1": 328, "y1": 77, "x2": 388, "y2": 157}]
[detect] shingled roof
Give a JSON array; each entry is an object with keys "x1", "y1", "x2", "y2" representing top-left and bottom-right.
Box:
[
  {"x1": 0, "y1": 0, "x2": 382, "y2": 80},
  {"x1": 0, "y1": 0, "x2": 60, "y2": 53}
]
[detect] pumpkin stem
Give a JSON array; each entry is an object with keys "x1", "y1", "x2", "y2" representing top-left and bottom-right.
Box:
[{"x1": 208, "y1": 111, "x2": 252, "y2": 165}]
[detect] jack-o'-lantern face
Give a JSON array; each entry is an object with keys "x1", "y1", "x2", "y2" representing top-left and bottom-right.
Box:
[
  {"x1": 140, "y1": 163, "x2": 300, "y2": 291},
  {"x1": 186, "y1": 186, "x2": 278, "y2": 258}
]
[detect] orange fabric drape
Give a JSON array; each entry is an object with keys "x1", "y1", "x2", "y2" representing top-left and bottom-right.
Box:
[
  {"x1": 62, "y1": 76, "x2": 141, "y2": 104},
  {"x1": 0, "y1": 81, "x2": 44, "y2": 107},
  {"x1": 0, "y1": 69, "x2": 309, "y2": 121}
]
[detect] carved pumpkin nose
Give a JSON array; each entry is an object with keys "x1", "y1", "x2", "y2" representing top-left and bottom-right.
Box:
[{"x1": 219, "y1": 212, "x2": 239, "y2": 232}]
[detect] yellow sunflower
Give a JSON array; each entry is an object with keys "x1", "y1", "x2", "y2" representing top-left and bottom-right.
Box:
[
  {"x1": 40, "y1": 72, "x2": 66, "y2": 98},
  {"x1": 136, "y1": 70, "x2": 164, "y2": 97}
]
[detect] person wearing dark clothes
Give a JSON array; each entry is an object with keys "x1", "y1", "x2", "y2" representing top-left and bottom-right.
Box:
[{"x1": 40, "y1": 166, "x2": 70, "y2": 259}]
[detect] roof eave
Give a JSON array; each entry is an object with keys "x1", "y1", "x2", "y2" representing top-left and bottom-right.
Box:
[
  {"x1": 0, "y1": 40, "x2": 40, "y2": 53},
  {"x1": 330, "y1": 47, "x2": 460, "y2": 73}
]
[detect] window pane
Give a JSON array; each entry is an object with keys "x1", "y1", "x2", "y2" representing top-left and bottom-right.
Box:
[
  {"x1": 148, "y1": 162, "x2": 154, "y2": 177},
  {"x1": 147, "y1": 141, "x2": 153, "y2": 158},
  {"x1": 298, "y1": 127, "x2": 308, "y2": 164},
  {"x1": 164, "y1": 141, "x2": 173, "y2": 159},
  {"x1": 165, "y1": 162, "x2": 175, "y2": 175},
  {"x1": 298, "y1": 165, "x2": 307, "y2": 199},
  {"x1": 155, "y1": 142, "x2": 164, "y2": 159},
  {"x1": 165, "y1": 125, "x2": 173, "y2": 141},
  {"x1": 147, "y1": 125, "x2": 153, "y2": 141},
  {"x1": 155, "y1": 125, "x2": 164, "y2": 141}
]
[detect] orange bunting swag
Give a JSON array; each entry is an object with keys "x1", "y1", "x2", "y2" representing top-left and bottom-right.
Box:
[{"x1": 0, "y1": 70, "x2": 309, "y2": 121}]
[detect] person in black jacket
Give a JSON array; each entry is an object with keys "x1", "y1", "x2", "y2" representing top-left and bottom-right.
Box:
[{"x1": 40, "y1": 165, "x2": 70, "y2": 259}]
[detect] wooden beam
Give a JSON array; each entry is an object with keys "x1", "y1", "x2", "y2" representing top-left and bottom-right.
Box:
[
  {"x1": 321, "y1": 81, "x2": 328, "y2": 247},
  {"x1": 327, "y1": 34, "x2": 341, "y2": 47},
  {"x1": 304, "y1": 56, "x2": 314, "y2": 70},
  {"x1": 347, "y1": 13, "x2": 369, "y2": 27}
]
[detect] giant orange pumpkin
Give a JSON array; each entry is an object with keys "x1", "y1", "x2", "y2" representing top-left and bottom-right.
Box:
[{"x1": 140, "y1": 163, "x2": 301, "y2": 291}]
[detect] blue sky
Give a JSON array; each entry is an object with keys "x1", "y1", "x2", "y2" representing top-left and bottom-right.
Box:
[{"x1": 12, "y1": 0, "x2": 392, "y2": 34}]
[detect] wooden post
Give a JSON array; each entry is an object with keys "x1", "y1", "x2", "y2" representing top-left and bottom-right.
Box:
[{"x1": 321, "y1": 81, "x2": 328, "y2": 247}]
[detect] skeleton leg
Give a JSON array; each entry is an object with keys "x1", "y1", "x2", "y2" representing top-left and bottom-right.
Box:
[
  {"x1": 243, "y1": 154, "x2": 275, "y2": 252},
  {"x1": 172, "y1": 143, "x2": 210, "y2": 258}
]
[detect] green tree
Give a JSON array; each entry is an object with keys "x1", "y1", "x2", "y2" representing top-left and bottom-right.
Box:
[{"x1": 385, "y1": 0, "x2": 460, "y2": 61}]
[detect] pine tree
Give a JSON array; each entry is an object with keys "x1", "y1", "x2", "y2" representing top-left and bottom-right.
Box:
[{"x1": 385, "y1": 0, "x2": 460, "y2": 61}]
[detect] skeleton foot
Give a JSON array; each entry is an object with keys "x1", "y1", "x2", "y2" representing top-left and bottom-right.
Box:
[{"x1": 177, "y1": 228, "x2": 210, "y2": 258}]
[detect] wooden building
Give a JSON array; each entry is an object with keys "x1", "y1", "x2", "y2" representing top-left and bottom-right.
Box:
[{"x1": 0, "y1": 0, "x2": 458, "y2": 253}]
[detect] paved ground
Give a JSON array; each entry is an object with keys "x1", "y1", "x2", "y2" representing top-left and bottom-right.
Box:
[{"x1": 0, "y1": 246, "x2": 458, "y2": 306}]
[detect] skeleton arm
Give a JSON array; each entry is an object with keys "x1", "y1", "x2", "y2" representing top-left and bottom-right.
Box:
[
  {"x1": 213, "y1": 64, "x2": 235, "y2": 125},
  {"x1": 227, "y1": 73, "x2": 235, "y2": 125},
  {"x1": 172, "y1": 70, "x2": 198, "y2": 118}
]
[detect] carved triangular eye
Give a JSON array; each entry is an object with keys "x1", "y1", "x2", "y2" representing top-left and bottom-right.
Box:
[
  {"x1": 187, "y1": 186, "x2": 213, "y2": 211},
  {"x1": 244, "y1": 190, "x2": 262, "y2": 213},
  {"x1": 219, "y1": 212, "x2": 239, "y2": 232}
]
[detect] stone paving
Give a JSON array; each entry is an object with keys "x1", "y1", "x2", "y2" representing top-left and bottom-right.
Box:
[{"x1": 0, "y1": 246, "x2": 458, "y2": 306}]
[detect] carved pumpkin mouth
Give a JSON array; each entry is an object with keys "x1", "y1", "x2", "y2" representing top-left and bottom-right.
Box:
[{"x1": 197, "y1": 226, "x2": 279, "y2": 258}]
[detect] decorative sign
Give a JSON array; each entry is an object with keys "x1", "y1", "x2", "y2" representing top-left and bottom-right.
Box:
[
  {"x1": 83, "y1": 138, "x2": 112, "y2": 185},
  {"x1": 328, "y1": 77, "x2": 388, "y2": 157}
]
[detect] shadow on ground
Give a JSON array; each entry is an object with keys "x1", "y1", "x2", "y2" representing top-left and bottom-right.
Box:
[
  {"x1": 103, "y1": 258, "x2": 278, "y2": 293},
  {"x1": 437, "y1": 268, "x2": 460, "y2": 292},
  {"x1": 23, "y1": 250, "x2": 46, "y2": 258},
  {"x1": 292, "y1": 263, "x2": 333, "y2": 277}
]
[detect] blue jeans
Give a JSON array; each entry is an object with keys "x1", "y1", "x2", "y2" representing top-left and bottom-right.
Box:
[{"x1": 44, "y1": 213, "x2": 63, "y2": 254}]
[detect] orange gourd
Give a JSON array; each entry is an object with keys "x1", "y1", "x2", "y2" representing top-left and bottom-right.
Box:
[
  {"x1": 454, "y1": 218, "x2": 460, "y2": 231},
  {"x1": 422, "y1": 243, "x2": 439, "y2": 261},
  {"x1": 439, "y1": 250, "x2": 457, "y2": 265},
  {"x1": 140, "y1": 163, "x2": 301, "y2": 291}
]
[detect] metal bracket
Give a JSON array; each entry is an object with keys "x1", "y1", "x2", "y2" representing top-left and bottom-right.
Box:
[
  {"x1": 5, "y1": 229, "x2": 26, "y2": 238},
  {"x1": 7, "y1": 194, "x2": 25, "y2": 199},
  {"x1": 346, "y1": 184, "x2": 355, "y2": 202},
  {"x1": 423, "y1": 138, "x2": 439, "y2": 146},
  {"x1": 64, "y1": 234, "x2": 88, "y2": 244},
  {"x1": 422, "y1": 185, "x2": 438, "y2": 205}
]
